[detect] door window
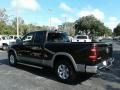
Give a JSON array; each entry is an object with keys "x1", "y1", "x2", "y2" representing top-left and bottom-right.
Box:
[
  {"x1": 34, "y1": 31, "x2": 46, "y2": 45},
  {"x1": 22, "y1": 33, "x2": 34, "y2": 44}
]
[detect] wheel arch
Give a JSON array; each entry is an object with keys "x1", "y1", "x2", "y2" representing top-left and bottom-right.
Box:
[
  {"x1": 52, "y1": 52, "x2": 77, "y2": 71},
  {"x1": 8, "y1": 49, "x2": 18, "y2": 60}
]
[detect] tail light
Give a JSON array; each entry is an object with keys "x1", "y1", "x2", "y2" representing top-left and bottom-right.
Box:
[{"x1": 88, "y1": 44, "x2": 97, "y2": 61}]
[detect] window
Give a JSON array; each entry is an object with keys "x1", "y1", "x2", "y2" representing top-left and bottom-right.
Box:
[
  {"x1": 34, "y1": 31, "x2": 46, "y2": 45},
  {"x1": 77, "y1": 36, "x2": 87, "y2": 39},
  {"x1": 47, "y1": 32, "x2": 70, "y2": 42},
  {"x1": 22, "y1": 33, "x2": 34, "y2": 44},
  {"x1": 14, "y1": 36, "x2": 18, "y2": 39}
]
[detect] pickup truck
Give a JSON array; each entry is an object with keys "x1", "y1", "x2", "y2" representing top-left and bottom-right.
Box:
[
  {"x1": 8, "y1": 30, "x2": 114, "y2": 82},
  {"x1": 72, "y1": 35, "x2": 91, "y2": 42},
  {"x1": 0, "y1": 36, "x2": 14, "y2": 50}
]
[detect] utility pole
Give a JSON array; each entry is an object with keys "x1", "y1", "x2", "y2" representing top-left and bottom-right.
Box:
[
  {"x1": 16, "y1": 0, "x2": 19, "y2": 37},
  {"x1": 64, "y1": 17, "x2": 67, "y2": 32},
  {"x1": 48, "y1": 9, "x2": 52, "y2": 30}
]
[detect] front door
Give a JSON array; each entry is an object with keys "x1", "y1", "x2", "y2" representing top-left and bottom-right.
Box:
[
  {"x1": 28, "y1": 31, "x2": 47, "y2": 64},
  {"x1": 18, "y1": 32, "x2": 35, "y2": 62}
]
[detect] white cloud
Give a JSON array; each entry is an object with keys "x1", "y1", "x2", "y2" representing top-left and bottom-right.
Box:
[
  {"x1": 11, "y1": 0, "x2": 40, "y2": 11},
  {"x1": 49, "y1": 17, "x2": 62, "y2": 27},
  {"x1": 59, "y1": 2, "x2": 73, "y2": 13},
  {"x1": 105, "y1": 17, "x2": 119, "y2": 31},
  {"x1": 77, "y1": 7, "x2": 104, "y2": 20},
  {"x1": 67, "y1": 17, "x2": 75, "y2": 22}
]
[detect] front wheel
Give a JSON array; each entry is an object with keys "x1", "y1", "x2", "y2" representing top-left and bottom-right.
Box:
[
  {"x1": 55, "y1": 61, "x2": 76, "y2": 83},
  {"x1": 8, "y1": 53, "x2": 17, "y2": 66},
  {"x1": 2, "y1": 45, "x2": 8, "y2": 50}
]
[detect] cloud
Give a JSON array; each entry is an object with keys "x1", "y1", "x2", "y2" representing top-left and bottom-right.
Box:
[
  {"x1": 49, "y1": 17, "x2": 62, "y2": 27},
  {"x1": 59, "y1": 2, "x2": 73, "y2": 13},
  {"x1": 11, "y1": 0, "x2": 40, "y2": 11},
  {"x1": 77, "y1": 7, "x2": 104, "y2": 20},
  {"x1": 105, "y1": 17, "x2": 119, "y2": 30},
  {"x1": 67, "y1": 17, "x2": 75, "y2": 22}
]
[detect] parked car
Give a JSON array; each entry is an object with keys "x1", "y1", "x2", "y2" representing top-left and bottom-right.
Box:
[
  {"x1": 72, "y1": 35, "x2": 91, "y2": 42},
  {"x1": 8, "y1": 30, "x2": 114, "y2": 82},
  {"x1": 68, "y1": 36, "x2": 73, "y2": 42},
  {"x1": 0, "y1": 35, "x2": 16, "y2": 50}
]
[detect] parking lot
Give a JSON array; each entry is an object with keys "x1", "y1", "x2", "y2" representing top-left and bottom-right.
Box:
[{"x1": 0, "y1": 41, "x2": 120, "y2": 90}]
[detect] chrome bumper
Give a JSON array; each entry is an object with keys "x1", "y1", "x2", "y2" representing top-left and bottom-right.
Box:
[
  {"x1": 86, "y1": 58, "x2": 114, "y2": 73},
  {"x1": 76, "y1": 58, "x2": 114, "y2": 73}
]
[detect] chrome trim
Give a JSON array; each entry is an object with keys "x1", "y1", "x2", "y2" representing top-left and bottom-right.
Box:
[{"x1": 86, "y1": 58, "x2": 115, "y2": 73}]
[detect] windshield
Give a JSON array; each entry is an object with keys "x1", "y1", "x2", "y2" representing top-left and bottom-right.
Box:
[
  {"x1": 76, "y1": 36, "x2": 87, "y2": 39},
  {"x1": 1, "y1": 36, "x2": 8, "y2": 40},
  {"x1": 47, "y1": 32, "x2": 70, "y2": 42}
]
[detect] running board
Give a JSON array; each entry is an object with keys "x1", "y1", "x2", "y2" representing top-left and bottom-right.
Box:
[{"x1": 17, "y1": 62, "x2": 43, "y2": 69}]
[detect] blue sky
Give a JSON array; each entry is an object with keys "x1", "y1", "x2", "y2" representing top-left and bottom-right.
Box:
[{"x1": 0, "y1": 0, "x2": 120, "y2": 30}]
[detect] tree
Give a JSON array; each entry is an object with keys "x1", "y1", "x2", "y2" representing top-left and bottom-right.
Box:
[
  {"x1": 0, "y1": 8, "x2": 8, "y2": 34},
  {"x1": 113, "y1": 23, "x2": 120, "y2": 36},
  {"x1": 74, "y1": 15, "x2": 111, "y2": 38},
  {"x1": 58, "y1": 22, "x2": 75, "y2": 36},
  {"x1": 12, "y1": 17, "x2": 27, "y2": 35}
]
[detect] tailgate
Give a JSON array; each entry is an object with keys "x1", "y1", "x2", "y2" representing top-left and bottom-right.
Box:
[{"x1": 96, "y1": 43, "x2": 112, "y2": 60}]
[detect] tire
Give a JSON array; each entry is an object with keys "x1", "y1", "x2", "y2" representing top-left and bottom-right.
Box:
[
  {"x1": 8, "y1": 52, "x2": 17, "y2": 66},
  {"x1": 2, "y1": 45, "x2": 8, "y2": 50},
  {"x1": 55, "y1": 60, "x2": 76, "y2": 83}
]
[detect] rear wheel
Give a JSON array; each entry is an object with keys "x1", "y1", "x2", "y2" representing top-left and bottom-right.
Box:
[
  {"x1": 8, "y1": 52, "x2": 17, "y2": 66},
  {"x1": 55, "y1": 60, "x2": 76, "y2": 83}
]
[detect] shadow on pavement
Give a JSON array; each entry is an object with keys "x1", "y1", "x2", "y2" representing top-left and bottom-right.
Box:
[
  {"x1": 105, "y1": 85, "x2": 120, "y2": 90},
  {"x1": 99, "y1": 51, "x2": 120, "y2": 89},
  {"x1": 0, "y1": 59, "x2": 92, "y2": 85}
]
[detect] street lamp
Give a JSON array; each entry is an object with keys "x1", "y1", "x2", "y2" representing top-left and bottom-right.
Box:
[{"x1": 48, "y1": 9, "x2": 52, "y2": 30}]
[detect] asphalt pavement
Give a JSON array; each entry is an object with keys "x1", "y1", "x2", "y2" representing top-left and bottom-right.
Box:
[{"x1": 0, "y1": 41, "x2": 120, "y2": 90}]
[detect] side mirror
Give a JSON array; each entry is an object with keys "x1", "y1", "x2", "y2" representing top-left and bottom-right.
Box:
[{"x1": 16, "y1": 38, "x2": 22, "y2": 44}]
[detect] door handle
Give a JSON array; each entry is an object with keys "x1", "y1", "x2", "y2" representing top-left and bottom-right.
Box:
[{"x1": 32, "y1": 47, "x2": 42, "y2": 50}]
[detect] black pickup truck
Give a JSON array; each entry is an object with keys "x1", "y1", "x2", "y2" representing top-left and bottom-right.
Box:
[{"x1": 8, "y1": 30, "x2": 114, "y2": 82}]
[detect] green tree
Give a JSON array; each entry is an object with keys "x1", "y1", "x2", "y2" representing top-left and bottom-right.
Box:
[
  {"x1": 0, "y1": 8, "x2": 8, "y2": 34},
  {"x1": 11, "y1": 17, "x2": 27, "y2": 35},
  {"x1": 74, "y1": 15, "x2": 111, "y2": 38},
  {"x1": 113, "y1": 23, "x2": 120, "y2": 36}
]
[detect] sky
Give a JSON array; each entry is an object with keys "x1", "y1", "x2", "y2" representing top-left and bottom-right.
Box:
[{"x1": 0, "y1": 0, "x2": 120, "y2": 30}]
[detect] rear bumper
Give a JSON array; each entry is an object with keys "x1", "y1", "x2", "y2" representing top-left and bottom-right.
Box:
[
  {"x1": 86, "y1": 58, "x2": 114, "y2": 73},
  {"x1": 76, "y1": 58, "x2": 114, "y2": 73}
]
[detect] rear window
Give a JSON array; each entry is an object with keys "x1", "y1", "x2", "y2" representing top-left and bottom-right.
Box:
[
  {"x1": 77, "y1": 36, "x2": 87, "y2": 39},
  {"x1": 47, "y1": 32, "x2": 70, "y2": 42}
]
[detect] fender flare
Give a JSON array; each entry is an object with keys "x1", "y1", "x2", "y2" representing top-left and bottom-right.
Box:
[
  {"x1": 8, "y1": 48, "x2": 18, "y2": 60},
  {"x1": 51, "y1": 52, "x2": 78, "y2": 71}
]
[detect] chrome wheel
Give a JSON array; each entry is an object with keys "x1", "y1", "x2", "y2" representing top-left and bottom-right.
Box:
[
  {"x1": 9, "y1": 55, "x2": 15, "y2": 64},
  {"x1": 57, "y1": 64, "x2": 69, "y2": 80}
]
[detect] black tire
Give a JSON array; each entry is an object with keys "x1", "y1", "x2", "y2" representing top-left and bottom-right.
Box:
[
  {"x1": 8, "y1": 52, "x2": 17, "y2": 66},
  {"x1": 55, "y1": 60, "x2": 76, "y2": 83}
]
